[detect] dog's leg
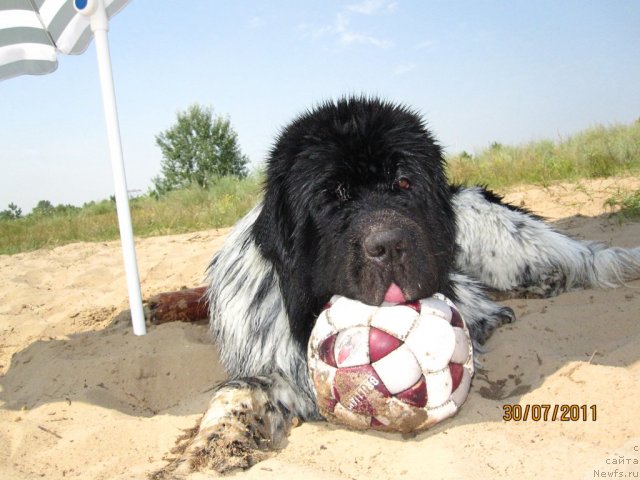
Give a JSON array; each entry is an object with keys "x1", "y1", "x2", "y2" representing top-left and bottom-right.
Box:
[
  {"x1": 146, "y1": 286, "x2": 209, "y2": 324},
  {"x1": 449, "y1": 272, "x2": 516, "y2": 348},
  {"x1": 181, "y1": 377, "x2": 292, "y2": 473},
  {"x1": 153, "y1": 372, "x2": 313, "y2": 478},
  {"x1": 453, "y1": 187, "x2": 640, "y2": 298}
]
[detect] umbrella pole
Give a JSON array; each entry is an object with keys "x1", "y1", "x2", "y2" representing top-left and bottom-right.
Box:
[{"x1": 83, "y1": 1, "x2": 146, "y2": 335}]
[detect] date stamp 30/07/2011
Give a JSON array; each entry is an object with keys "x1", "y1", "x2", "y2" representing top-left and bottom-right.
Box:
[{"x1": 502, "y1": 404, "x2": 597, "y2": 422}]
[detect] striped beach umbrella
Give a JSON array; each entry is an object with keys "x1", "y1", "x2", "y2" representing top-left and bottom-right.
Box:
[{"x1": 0, "y1": 0, "x2": 146, "y2": 336}]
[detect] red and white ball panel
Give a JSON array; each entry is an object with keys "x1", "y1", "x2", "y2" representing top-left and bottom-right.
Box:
[
  {"x1": 419, "y1": 297, "x2": 453, "y2": 322},
  {"x1": 333, "y1": 326, "x2": 370, "y2": 367},
  {"x1": 370, "y1": 304, "x2": 419, "y2": 340},
  {"x1": 404, "y1": 314, "x2": 456, "y2": 372},
  {"x1": 371, "y1": 343, "x2": 422, "y2": 395},
  {"x1": 451, "y1": 327, "x2": 474, "y2": 364},
  {"x1": 308, "y1": 293, "x2": 474, "y2": 433},
  {"x1": 450, "y1": 366, "x2": 473, "y2": 406},
  {"x1": 325, "y1": 295, "x2": 377, "y2": 330},
  {"x1": 424, "y1": 366, "x2": 454, "y2": 407}
]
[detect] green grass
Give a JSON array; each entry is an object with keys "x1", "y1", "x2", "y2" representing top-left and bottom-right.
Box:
[
  {"x1": 605, "y1": 189, "x2": 640, "y2": 221},
  {"x1": 0, "y1": 175, "x2": 262, "y2": 255},
  {"x1": 446, "y1": 120, "x2": 640, "y2": 188},
  {"x1": 2, "y1": 120, "x2": 640, "y2": 255}
]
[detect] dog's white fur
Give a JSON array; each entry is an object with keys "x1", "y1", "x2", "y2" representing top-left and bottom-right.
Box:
[{"x1": 454, "y1": 187, "x2": 640, "y2": 294}]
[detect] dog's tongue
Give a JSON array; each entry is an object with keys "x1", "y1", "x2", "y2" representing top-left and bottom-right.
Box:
[{"x1": 383, "y1": 283, "x2": 405, "y2": 304}]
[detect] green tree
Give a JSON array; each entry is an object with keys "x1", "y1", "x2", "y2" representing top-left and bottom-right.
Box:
[
  {"x1": 153, "y1": 104, "x2": 249, "y2": 194},
  {"x1": 0, "y1": 203, "x2": 22, "y2": 221},
  {"x1": 31, "y1": 200, "x2": 55, "y2": 216}
]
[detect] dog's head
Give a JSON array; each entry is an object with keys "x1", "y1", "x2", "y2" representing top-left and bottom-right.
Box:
[{"x1": 253, "y1": 97, "x2": 456, "y2": 343}]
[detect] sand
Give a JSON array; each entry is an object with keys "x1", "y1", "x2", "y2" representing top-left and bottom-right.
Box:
[{"x1": 1, "y1": 178, "x2": 639, "y2": 479}]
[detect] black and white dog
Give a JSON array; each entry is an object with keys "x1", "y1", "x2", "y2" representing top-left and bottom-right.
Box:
[{"x1": 159, "y1": 97, "x2": 640, "y2": 475}]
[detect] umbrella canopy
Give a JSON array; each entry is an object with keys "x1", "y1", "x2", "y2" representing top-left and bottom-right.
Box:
[
  {"x1": 1, "y1": 0, "x2": 127, "y2": 78},
  {"x1": 0, "y1": 0, "x2": 146, "y2": 336}
]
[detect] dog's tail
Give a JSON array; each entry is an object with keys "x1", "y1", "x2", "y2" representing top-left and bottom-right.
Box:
[
  {"x1": 567, "y1": 241, "x2": 640, "y2": 289},
  {"x1": 522, "y1": 226, "x2": 640, "y2": 295}
]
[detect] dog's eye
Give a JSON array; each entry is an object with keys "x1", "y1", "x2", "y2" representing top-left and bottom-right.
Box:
[{"x1": 396, "y1": 177, "x2": 412, "y2": 191}]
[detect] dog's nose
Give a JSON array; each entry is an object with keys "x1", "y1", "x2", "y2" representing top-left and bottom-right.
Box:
[{"x1": 364, "y1": 228, "x2": 407, "y2": 263}]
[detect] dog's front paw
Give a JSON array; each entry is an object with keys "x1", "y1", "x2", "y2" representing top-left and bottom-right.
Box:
[
  {"x1": 468, "y1": 305, "x2": 516, "y2": 346},
  {"x1": 152, "y1": 382, "x2": 293, "y2": 478}
]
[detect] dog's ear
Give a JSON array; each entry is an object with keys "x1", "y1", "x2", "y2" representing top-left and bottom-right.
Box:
[
  {"x1": 252, "y1": 172, "x2": 294, "y2": 269},
  {"x1": 252, "y1": 183, "x2": 321, "y2": 345}
]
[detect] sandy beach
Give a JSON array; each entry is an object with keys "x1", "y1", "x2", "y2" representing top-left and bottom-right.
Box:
[{"x1": 1, "y1": 177, "x2": 639, "y2": 479}]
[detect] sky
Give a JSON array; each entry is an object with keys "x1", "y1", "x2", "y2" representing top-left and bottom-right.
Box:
[{"x1": 2, "y1": 0, "x2": 639, "y2": 214}]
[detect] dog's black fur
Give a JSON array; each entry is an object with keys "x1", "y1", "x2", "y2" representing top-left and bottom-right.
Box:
[
  {"x1": 253, "y1": 99, "x2": 458, "y2": 345},
  {"x1": 156, "y1": 97, "x2": 640, "y2": 476}
]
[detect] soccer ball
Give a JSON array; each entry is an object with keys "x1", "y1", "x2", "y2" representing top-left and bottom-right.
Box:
[{"x1": 307, "y1": 294, "x2": 474, "y2": 433}]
